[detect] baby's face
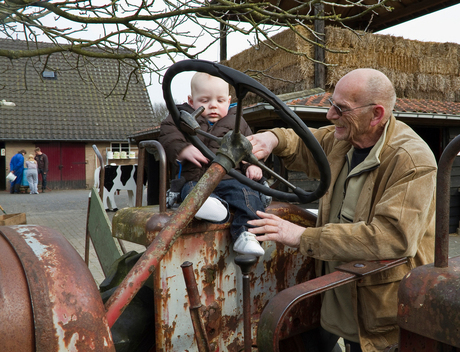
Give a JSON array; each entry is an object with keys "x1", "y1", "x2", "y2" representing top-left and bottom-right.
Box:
[{"x1": 188, "y1": 76, "x2": 231, "y2": 123}]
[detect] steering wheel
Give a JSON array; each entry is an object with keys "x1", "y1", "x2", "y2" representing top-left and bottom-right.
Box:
[{"x1": 162, "y1": 59, "x2": 330, "y2": 204}]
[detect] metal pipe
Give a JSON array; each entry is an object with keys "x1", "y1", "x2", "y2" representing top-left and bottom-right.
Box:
[
  {"x1": 181, "y1": 261, "x2": 211, "y2": 352},
  {"x1": 84, "y1": 196, "x2": 91, "y2": 266},
  {"x1": 136, "y1": 146, "x2": 146, "y2": 208},
  {"x1": 242, "y1": 270, "x2": 252, "y2": 352},
  {"x1": 105, "y1": 162, "x2": 227, "y2": 327},
  {"x1": 235, "y1": 255, "x2": 258, "y2": 352},
  {"x1": 138, "y1": 140, "x2": 167, "y2": 212},
  {"x1": 435, "y1": 134, "x2": 460, "y2": 267}
]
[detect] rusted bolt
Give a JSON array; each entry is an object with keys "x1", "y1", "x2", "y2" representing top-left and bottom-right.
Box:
[{"x1": 354, "y1": 263, "x2": 365, "y2": 268}]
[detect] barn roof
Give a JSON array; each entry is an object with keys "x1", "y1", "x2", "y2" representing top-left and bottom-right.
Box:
[
  {"x1": 0, "y1": 38, "x2": 154, "y2": 142},
  {"x1": 128, "y1": 89, "x2": 460, "y2": 145}
]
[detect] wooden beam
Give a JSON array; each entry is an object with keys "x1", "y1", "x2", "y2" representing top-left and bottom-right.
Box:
[{"x1": 314, "y1": 3, "x2": 325, "y2": 89}]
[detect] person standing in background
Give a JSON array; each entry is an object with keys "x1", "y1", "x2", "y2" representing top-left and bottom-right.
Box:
[
  {"x1": 34, "y1": 147, "x2": 49, "y2": 193},
  {"x1": 9, "y1": 150, "x2": 26, "y2": 194},
  {"x1": 26, "y1": 154, "x2": 39, "y2": 195}
]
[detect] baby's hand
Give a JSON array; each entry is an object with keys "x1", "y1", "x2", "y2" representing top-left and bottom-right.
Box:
[
  {"x1": 246, "y1": 165, "x2": 263, "y2": 181},
  {"x1": 178, "y1": 145, "x2": 209, "y2": 167}
]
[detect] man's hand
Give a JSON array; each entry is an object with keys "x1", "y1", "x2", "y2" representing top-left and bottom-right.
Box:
[
  {"x1": 178, "y1": 145, "x2": 209, "y2": 167},
  {"x1": 247, "y1": 132, "x2": 279, "y2": 161},
  {"x1": 247, "y1": 211, "x2": 305, "y2": 248},
  {"x1": 246, "y1": 165, "x2": 263, "y2": 181}
]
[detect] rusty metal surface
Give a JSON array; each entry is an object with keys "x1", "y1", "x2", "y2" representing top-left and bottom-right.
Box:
[
  {"x1": 105, "y1": 162, "x2": 227, "y2": 328},
  {"x1": 394, "y1": 134, "x2": 460, "y2": 349},
  {"x1": 110, "y1": 200, "x2": 317, "y2": 351},
  {"x1": 112, "y1": 201, "x2": 317, "y2": 246},
  {"x1": 0, "y1": 225, "x2": 114, "y2": 352},
  {"x1": 397, "y1": 256, "x2": 460, "y2": 348},
  {"x1": 0, "y1": 229, "x2": 35, "y2": 352},
  {"x1": 399, "y1": 328, "x2": 460, "y2": 351},
  {"x1": 257, "y1": 258, "x2": 407, "y2": 352},
  {"x1": 151, "y1": 224, "x2": 317, "y2": 352}
]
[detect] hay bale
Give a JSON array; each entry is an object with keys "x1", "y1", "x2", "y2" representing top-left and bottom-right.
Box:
[
  {"x1": 224, "y1": 25, "x2": 315, "y2": 101},
  {"x1": 225, "y1": 24, "x2": 460, "y2": 102}
]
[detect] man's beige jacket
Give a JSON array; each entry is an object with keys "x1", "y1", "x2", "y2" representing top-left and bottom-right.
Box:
[{"x1": 271, "y1": 115, "x2": 436, "y2": 351}]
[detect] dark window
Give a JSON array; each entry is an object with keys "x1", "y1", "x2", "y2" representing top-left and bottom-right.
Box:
[{"x1": 111, "y1": 143, "x2": 130, "y2": 152}]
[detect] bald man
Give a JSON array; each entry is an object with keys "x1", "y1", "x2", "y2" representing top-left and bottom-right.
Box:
[{"x1": 247, "y1": 69, "x2": 437, "y2": 351}]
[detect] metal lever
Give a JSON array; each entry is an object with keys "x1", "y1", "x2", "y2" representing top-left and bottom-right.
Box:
[
  {"x1": 181, "y1": 261, "x2": 211, "y2": 352},
  {"x1": 235, "y1": 254, "x2": 258, "y2": 352}
]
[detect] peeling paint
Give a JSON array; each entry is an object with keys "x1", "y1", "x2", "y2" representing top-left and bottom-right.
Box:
[{"x1": 143, "y1": 203, "x2": 317, "y2": 351}]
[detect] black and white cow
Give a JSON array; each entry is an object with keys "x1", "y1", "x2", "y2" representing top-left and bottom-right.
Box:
[{"x1": 94, "y1": 165, "x2": 147, "y2": 211}]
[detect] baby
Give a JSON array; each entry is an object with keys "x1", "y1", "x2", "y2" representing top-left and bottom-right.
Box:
[{"x1": 159, "y1": 72, "x2": 267, "y2": 256}]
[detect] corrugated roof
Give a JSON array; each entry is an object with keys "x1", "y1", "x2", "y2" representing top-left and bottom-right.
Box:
[{"x1": 0, "y1": 38, "x2": 154, "y2": 142}]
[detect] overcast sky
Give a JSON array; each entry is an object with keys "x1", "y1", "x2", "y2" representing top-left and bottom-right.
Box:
[{"x1": 151, "y1": 3, "x2": 460, "y2": 105}]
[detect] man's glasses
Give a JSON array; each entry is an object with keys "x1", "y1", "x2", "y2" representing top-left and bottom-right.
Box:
[{"x1": 327, "y1": 98, "x2": 376, "y2": 116}]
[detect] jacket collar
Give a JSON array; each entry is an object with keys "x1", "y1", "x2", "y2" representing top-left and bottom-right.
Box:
[{"x1": 347, "y1": 115, "x2": 393, "y2": 176}]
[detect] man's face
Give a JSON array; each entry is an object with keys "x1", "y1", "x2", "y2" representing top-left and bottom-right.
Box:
[
  {"x1": 188, "y1": 76, "x2": 231, "y2": 123},
  {"x1": 326, "y1": 81, "x2": 374, "y2": 147}
]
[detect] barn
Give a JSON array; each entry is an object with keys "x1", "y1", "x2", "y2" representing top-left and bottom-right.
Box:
[{"x1": 0, "y1": 37, "x2": 154, "y2": 191}]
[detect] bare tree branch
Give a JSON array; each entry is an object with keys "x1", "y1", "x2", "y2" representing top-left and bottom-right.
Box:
[{"x1": 0, "y1": 0, "x2": 393, "y2": 93}]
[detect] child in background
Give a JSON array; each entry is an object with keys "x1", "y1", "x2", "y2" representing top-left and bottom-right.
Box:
[
  {"x1": 159, "y1": 72, "x2": 266, "y2": 256},
  {"x1": 26, "y1": 154, "x2": 39, "y2": 194}
]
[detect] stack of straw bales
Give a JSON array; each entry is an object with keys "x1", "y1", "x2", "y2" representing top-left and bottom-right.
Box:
[{"x1": 224, "y1": 25, "x2": 460, "y2": 103}]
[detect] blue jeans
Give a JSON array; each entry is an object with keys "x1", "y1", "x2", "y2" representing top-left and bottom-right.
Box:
[
  {"x1": 181, "y1": 178, "x2": 265, "y2": 241},
  {"x1": 38, "y1": 169, "x2": 47, "y2": 190}
]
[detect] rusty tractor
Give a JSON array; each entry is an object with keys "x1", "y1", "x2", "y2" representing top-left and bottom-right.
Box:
[{"x1": 0, "y1": 60, "x2": 459, "y2": 352}]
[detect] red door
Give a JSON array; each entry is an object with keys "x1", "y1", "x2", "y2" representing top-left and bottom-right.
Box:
[{"x1": 36, "y1": 142, "x2": 86, "y2": 189}]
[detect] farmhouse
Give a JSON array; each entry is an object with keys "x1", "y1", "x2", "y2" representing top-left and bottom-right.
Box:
[{"x1": 0, "y1": 38, "x2": 154, "y2": 191}]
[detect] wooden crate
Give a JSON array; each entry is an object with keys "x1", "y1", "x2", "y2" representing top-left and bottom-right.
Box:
[{"x1": 0, "y1": 213, "x2": 27, "y2": 226}]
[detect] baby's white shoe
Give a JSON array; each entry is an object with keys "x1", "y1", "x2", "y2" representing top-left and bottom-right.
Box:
[
  {"x1": 233, "y1": 231, "x2": 264, "y2": 257},
  {"x1": 195, "y1": 197, "x2": 228, "y2": 222}
]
